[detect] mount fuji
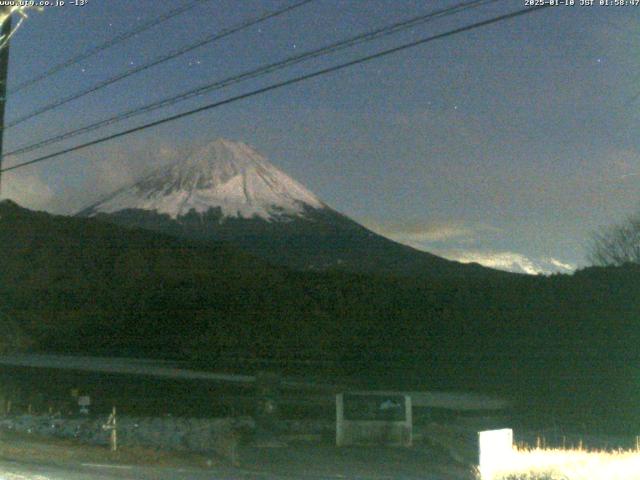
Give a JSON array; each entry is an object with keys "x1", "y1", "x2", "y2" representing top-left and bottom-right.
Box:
[
  {"x1": 84, "y1": 139, "x2": 325, "y2": 222},
  {"x1": 79, "y1": 138, "x2": 496, "y2": 277}
]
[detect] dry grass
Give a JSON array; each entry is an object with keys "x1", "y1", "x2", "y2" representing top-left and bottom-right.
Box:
[{"x1": 479, "y1": 445, "x2": 640, "y2": 480}]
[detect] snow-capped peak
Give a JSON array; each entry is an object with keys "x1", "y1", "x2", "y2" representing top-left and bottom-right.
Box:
[{"x1": 85, "y1": 138, "x2": 325, "y2": 221}]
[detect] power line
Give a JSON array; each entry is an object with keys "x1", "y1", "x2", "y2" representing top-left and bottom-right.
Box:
[
  {"x1": 3, "y1": 0, "x2": 314, "y2": 130},
  {"x1": 1, "y1": 4, "x2": 551, "y2": 175},
  {"x1": 5, "y1": 0, "x2": 501, "y2": 159},
  {"x1": 9, "y1": 0, "x2": 211, "y2": 95}
]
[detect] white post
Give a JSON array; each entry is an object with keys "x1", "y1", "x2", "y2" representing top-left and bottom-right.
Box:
[
  {"x1": 336, "y1": 393, "x2": 344, "y2": 447},
  {"x1": 102, "y1": 406, "x2": 117, "y2": 452},
  {"x1": 478, "y1": 428, "x2": 514, "y2": 480},
  {"x1": 110, "y1": 406, "x2": 117, "y2": 452},
  {"x1": 404, "y1": 395, "x2": 413, "y2": 447}
]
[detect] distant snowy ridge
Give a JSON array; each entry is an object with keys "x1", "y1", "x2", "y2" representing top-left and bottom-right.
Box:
[
  {"x1": 85, "y1": 138, "x2": 324, "y2": 221},
  {"x1": 440, "y1": 249, "x2": 576, "y2": 275}
]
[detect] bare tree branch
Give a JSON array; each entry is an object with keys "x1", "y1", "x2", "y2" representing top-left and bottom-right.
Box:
[{"x1": 588, "y1": 213, "x2": 640, "y2": 266}]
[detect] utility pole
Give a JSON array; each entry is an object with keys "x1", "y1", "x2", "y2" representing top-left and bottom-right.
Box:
[{"x1": 0, "y1": 7, "x2": 12, "y2": 197}]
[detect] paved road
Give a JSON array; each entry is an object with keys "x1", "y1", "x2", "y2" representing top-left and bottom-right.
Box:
[
  {"x1": 0, "y1": 460, "x2": 213, "y2": 480},
  {"x1": 0, "y1": 459, "x2": 467, "y2": 480},
  {"x1": 0, "y1": 459, "x2": 282, "y2": 480}
]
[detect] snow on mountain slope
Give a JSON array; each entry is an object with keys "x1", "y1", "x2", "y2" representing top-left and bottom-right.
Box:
[{"x1": 84, "y1": 138, "x2": 324, "y2": 221}]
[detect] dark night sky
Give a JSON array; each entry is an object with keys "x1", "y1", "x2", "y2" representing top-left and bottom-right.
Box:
[{"x1": 2, "y1": 0, "x2": 639, "y2": 273}]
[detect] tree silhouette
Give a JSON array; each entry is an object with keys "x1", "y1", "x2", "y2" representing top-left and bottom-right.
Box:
[{"x1": 589, "y1": 213, "x2": 640, "y2": 266}]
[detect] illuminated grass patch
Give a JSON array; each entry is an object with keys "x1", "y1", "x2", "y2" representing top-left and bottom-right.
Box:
[{"x1": 480, "y1": 446, "x2": 640, "y2": 480}]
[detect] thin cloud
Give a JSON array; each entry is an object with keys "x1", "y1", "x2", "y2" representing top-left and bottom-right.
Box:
[
  {"x1": 42, "y1": 139, "x2": 182, "y2": 214},
  {"x1": 618, "y1": 172, "x2": 640, "y2": 180},
  {"x1": 363, "y1": 219, "x2": 477, "y2": 245},
  {"x1": 1, "y1": 170, "x2": 54, "y2": 211}
]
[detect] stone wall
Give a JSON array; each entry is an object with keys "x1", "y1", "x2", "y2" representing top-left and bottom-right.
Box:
[{"x1": 0, "y1": 414, "x2": 254, "y2": 462}]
